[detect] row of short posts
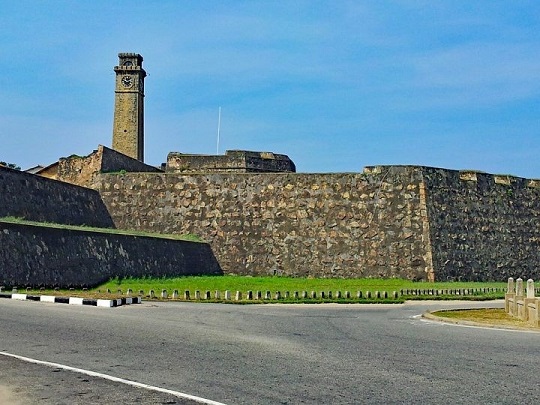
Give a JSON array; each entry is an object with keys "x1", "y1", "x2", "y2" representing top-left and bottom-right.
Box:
[
  {"x1": 128, "y1": 289, "x2": 402, "y2": 301},
  {"x1": 400, "y1": 287, "x2": 505, "y2": 296},
  {"x1": 109, "y1": 287, "x2": 509, "y2": 301}
]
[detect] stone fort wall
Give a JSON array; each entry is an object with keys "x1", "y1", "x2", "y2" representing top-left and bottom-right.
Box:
[
  {"x1": 94, "y1": 166, "x2": 540, "y2": 281},
  {"x1": 0, "y1": 165, "x2": 114, "y2": 228},
  {"x1": 422, "y1": 168, "x2": 540, "y2": 281},
  {"x1": 95, "y1": 166, "x2": 433, "y2": 280},
  {"x1": 0, "y1": 221, "x2": 221, "y2": 288},
  {"x1": 0, "y1": 166, "x2": 221, "y2": 288}
]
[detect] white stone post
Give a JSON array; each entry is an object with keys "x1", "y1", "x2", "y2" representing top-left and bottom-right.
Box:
[
  {"x1": 505, "y1": 277, "x2": 515, "y2": 314},
  {"x1": 527, "y1": 279, "x2": 535, "y2": 298},
  {"x1": 524, "y1": 279, "x2": 537, "y2": 323}
]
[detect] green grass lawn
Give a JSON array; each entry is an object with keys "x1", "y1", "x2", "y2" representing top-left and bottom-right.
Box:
[
  {"x1": 98, "y1": 275, "x2": 506, "y2": 292},
  {"x1": 91, "y1": 275, "x2": 506, "y2": 302},
  {"x1": 433, "y1": 308, "x2": 536, "y2": 329},
  {"x1": 16, "y1": 275, "x2": 507, "y2": 303}
]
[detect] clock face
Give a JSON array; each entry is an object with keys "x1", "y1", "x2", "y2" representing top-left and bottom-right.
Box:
[
  {"x1": 121, "y1": 75, "x2": 133, "y2": 88},
  {"x1": 123, "y1": 61, "x2": 133, "y2": 67}
]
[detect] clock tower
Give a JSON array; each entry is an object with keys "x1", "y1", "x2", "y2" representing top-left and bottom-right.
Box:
[{"x1": 112, "y1": 53, "x2": 146, "y2": 161}]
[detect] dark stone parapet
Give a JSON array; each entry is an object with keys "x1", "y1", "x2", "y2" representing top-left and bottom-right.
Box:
[
  {"x1": 0, "y1": 165, "x2": 114, "y2": 228},
  {"x1": 0, "y1": 221, "x2": 222, "y2": 288},
  {"x1": 166, "y1": 150, "x2": 296, "y2": 173}
]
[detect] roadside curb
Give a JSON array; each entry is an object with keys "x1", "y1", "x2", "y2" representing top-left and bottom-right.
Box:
[
  {"x1": 0, "y1": 293, "x2": 141, "y2": 308},
  {"x1": 422, "y1": 309, "x2": 540, "y2": 332}
]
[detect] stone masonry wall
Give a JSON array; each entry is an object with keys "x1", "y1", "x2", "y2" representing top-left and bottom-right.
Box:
[
  {"x1": 423, "y1": 168, "x2": 540, "y2": 281},
  {"x1": 0, "y1": 166, "x2": 114, "y2": 228},
  {"x1": 0, "y1": 221, "x2": 222, "y2": 288},
  {"x1": 58, "y1": 145, "x2": 161, "y2": 187},
  {"x1": 94, "y1": 167, "x2": 431, "y2": 280},
  {"x1": 166, "y1": 150, "x2": 296, "y2": 173}
]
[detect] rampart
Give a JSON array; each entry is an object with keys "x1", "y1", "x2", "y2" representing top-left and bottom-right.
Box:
[
  {"x1": 423, "y1": 168, "x2": 540, "y2": 281},
  {"x1": 0, "y1": 221, "x2": 222, "y2": 288},
  {"x1": 166, "y1": 150, "x2": 296, "y2": 173},
  {"x1": 0, "y1": 165, "x2": 114, "y2": 228},
  {"x1": 57, "y1": 145, "x2": 162, "y2": 187},
  {"x1": 94, "y1": 166, "x2": 540, "y2": 281},
  {"x1": 95, "y1": 167, "x2": 432, "y2": 280}
]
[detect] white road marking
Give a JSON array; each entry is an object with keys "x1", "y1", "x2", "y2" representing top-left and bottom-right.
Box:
[{"x1": 0, "y1": 351, "x2": 226, "y2": 405}]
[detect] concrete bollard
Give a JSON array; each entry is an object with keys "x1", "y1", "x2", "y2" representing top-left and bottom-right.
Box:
[
  {"x1": 184, "y1": 290, "x2": 190, "y2": 300},
  {"x1": 336, "y1": 291, "x2": 341, "y2": 299},
  {"x1": 247, "y1": 290, "x2": 253, "y2": 300},
  {"x1": 356, "y1": 291, "x2": 362, "y2": 299},
  {"x1": 224, "y1": 290, "x2": 231, "y2": 300},
  {"x1": 205, "y1": 291, "x2": 211, "y2": 300},
  {"x1": 320, "y1": 292, "x2": 325, "y2": 299},
  {"x1": 392, "y1": 291, "x2": 398, "y2": 299},
  {"x1": 301, "y1": 291, "x2": 308, "y2": 299},
  {"x1": 383, "y1": 291, "x2": 388, "y2": 299},
  {"x1": 161, "y1": 289, "x2": 168, "y2": 299},
  {"x1": 327, "y1": 291, "x2": 332, "y2": 299},
  {"x1": 293, "y1": 291, "x2": 299, "y2": 299},
  {"x1": 172, "y1": 290, "x2": 179, "y2": 299},
  {"x1": 149, "y1": 290, "x2": 155, "y2": 298},
  {"x1": 107, "y1": 289, "x2": 111, "y2": 293},
  {"x1": 275, "y1": 291, "x2": 281, "y2": 300},
  {"x1": 256, "y1": 291, "x2": 262, "y2": 300},
  {"x1": 284, "y1": 291, "x2": 290, "y2": 299},
  {"x1": 118, "y1": 289, "x2": 123, "y2": 295},
  {"x1": 264, "y1": 290, "x2": 271, "y2": 300},
  {"x1": 366, "y1": 291, "x2": 372, "y2": 299},
  {"x1": 215, "y1": 290, "x2": 221, "y2": 299},
  {"x1": 516, "y1": 278, "x2": 524, "y2": 297},
  {"x1": 235, "y1": 291, "x2": 242, "y2": 301},
  {"x1": 195, "y1": 290, "x2": 201, "y2": 300},
  {"x1": 527, "y1": 279, "x2": 535, "y2": 298},
  {"x1": 345, "y1": 291, "x2": 350, "y2": 299},
  {"x1": 375, "y1": 291, "x2": 381, "y2": 299},
  {"x1": 127, "y1": 289, "x2": 133, "y2": 296}
]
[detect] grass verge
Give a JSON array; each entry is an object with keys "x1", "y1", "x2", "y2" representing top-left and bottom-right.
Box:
[
  {"x1": 0, "y1": 216, "x2": 203, "y2": 242},
  {"x1": 432, "y1": 308, "x2": 537, "y2": 329},
  {"x1": 98, "y1": 275, "x2": 506, "y2": 295}
]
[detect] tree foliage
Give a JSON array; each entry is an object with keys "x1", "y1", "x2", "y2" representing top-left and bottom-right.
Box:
[{"x1": 0, "y1": 161, "x2": 21, "y2": 170}]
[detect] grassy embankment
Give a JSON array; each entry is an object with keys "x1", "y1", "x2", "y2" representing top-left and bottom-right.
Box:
[{"x1": 84, "y1": 275, "x2": 506, "y2": 303}]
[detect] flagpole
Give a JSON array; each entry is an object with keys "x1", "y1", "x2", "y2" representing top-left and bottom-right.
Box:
[{"x1": 216, "y1": 106, "x2": 221, "y2": 155}]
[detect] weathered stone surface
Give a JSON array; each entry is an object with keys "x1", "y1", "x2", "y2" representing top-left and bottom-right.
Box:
[
  {"x1": 166, "y1": 150, "x2": 295, "y2": 173},
  {"x1": 56, "y1": 145, "x2": 161, "y2": 187},
  {"x1": 423, "y1": 168, "x2": 540, "y2": 281},
  {"x1": 0, "y1": 165, "x2": 114, "y2": 228},
  {"x1": 93, "y1": 165, "x2": 540, "y2": 281},
  {"x1": 94, "y1": 166, "x2": 430, "y2": 280},
  {"x1": 0, "y1": 221, "x2": 222, "y2": 288}
]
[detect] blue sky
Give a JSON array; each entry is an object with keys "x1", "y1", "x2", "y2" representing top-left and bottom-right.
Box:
[{"x1": 1, "y1": 1, "x2": 539, "y2": 177}]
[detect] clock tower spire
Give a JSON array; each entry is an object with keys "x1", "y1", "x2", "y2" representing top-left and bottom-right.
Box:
[{"x1": 112, "y1": 53, "x2": 146, "y2": 161}]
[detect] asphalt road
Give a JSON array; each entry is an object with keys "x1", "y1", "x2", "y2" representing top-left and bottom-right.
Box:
[{"x1": 0, "y1": 299, "x2": 539, "y2": 404}]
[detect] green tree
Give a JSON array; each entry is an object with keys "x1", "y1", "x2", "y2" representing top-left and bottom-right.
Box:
[{"x1": 0, "y1": 161, "x2": 21, "y2": 170}]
